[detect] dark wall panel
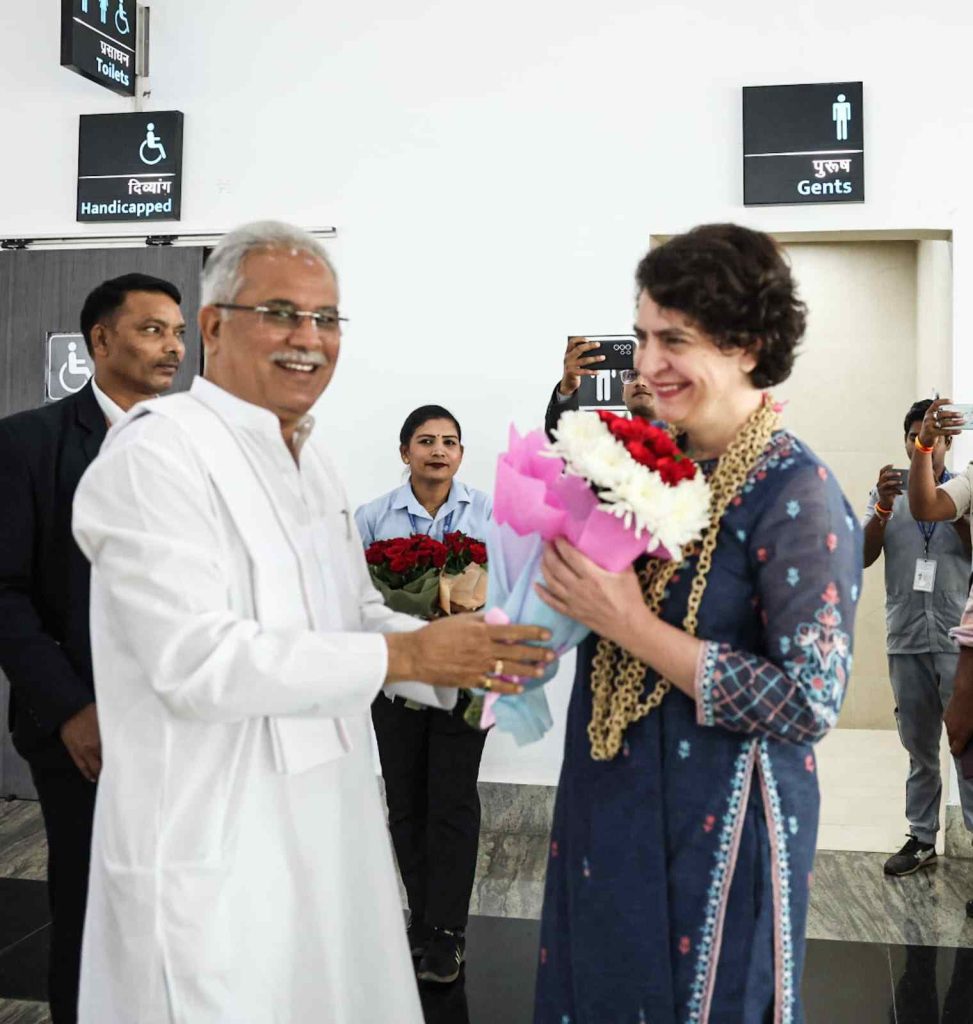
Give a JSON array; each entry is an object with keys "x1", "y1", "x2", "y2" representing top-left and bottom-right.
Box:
[{"x1": 0, "y1": 245, "x2": 204, "y2": 796}]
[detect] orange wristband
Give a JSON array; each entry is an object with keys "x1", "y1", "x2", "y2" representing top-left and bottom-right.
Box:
[
  {"x1": 914, "y1": 437, "x2": 934, "y2": 454},
  {"x1": 874, "y1": 502, "x2": 893, "y2": 519}
]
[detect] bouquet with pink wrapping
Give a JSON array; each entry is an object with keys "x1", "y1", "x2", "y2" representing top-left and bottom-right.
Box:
[{"x1": 467, "y1": 412, "x2": 711, "y2": 744}]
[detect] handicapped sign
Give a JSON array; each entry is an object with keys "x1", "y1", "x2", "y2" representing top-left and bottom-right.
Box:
[
  {"x1": 47, "y1": 333, "x2": 93, "y2": 402},
  {"x1": 139, "y1": 122, "x2": 167, "y2": 166}
]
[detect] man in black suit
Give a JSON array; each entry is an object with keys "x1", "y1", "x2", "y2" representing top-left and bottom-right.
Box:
[
  {"x1": 544, "y1": 335, "x2": 656, "y2": 438},
  {"x1": 0, "y1": 273, "x2": 186, "y2": 1023}
]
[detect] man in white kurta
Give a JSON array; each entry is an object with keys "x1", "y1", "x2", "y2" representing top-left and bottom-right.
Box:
[{"x1": 71, "y1": 222, "x2": 547, "y2": 1023}]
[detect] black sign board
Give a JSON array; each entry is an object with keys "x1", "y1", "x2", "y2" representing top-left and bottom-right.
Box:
[
  {"x1": 743, "y1": 82, "x2": 864, "y2": 206},
  {"x1": 77, "y1": 112, "x2": 184, "y2": 223},
  {"x1": 60, "y1": 0, "x2": 137, "y2": 97},
  {"x1": 577, "y1": 335, "x2": 635, "y2": 413}
]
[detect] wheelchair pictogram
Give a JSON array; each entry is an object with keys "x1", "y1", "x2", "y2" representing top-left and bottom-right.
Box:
[
  {"x1": 47, "y1": 336, "x2": 93, "y2": 402},
  {"x1": 139, "y1": 123, "x2": 167, "y2": 166},
  {"x1": 114, "y1": 0, "x2": 131, "y2": 34}
]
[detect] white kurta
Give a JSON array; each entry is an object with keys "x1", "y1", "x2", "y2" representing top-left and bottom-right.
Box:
[{"x1": 72, "y1": 377, "x2": 454, "y2": 1024}]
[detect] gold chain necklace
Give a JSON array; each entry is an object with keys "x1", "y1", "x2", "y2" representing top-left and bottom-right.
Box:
[{"x1": 587, "y1": 395, "x2": 781, "y2": 761}]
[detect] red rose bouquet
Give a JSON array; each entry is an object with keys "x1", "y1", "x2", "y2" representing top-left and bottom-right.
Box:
[{"x1": 365, "y1": 531, "x2": 488, "y2": 620}]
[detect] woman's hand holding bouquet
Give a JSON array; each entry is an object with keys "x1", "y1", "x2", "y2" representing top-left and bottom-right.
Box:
[{"x1": 467, "y1": 410, "x2": 711, "y2": 744}]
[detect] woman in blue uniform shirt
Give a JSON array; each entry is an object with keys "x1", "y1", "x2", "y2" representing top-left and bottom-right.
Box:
[{"x1": 355, "y1": 404, "x2": 492, "y2": 985}]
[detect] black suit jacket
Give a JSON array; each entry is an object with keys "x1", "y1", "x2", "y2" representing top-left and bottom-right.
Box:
[
  {"x1": 544, "y1": 382, "x2": 579, "y2": 441},
  {"x1": 0, "y1": 382, "x2": 107, "y2": 760}
]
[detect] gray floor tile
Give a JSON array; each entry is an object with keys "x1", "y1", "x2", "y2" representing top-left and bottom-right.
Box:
[
  {"x1": 0, "y1": 804, "x2": 45, "y2": 883},
  {"x1": 0, "y1": 1000, "x2": 50, "y2": 1024},
  {"x1": 808, "y1": 849, "x2": 973, "y2": 948}
]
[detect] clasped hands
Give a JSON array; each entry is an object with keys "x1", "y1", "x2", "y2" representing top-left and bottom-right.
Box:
[{"x1": 386, "y1": 616, "x2": 555, "y2": 694}]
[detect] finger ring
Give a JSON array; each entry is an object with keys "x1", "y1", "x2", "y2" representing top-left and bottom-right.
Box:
[
  {"x1": 494, "y1": 659, "x2": 504, "y2": 676},
  {"x1": 482, "y1": 678, "x2": 493, "y2": 691}
]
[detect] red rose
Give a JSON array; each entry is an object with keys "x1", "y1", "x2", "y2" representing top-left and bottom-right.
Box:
[
  {"x1": 469, "y1": 542, "x2": 488, "y2": 565},
  {"x1": 365, "y1": 545, "x2": 387, "y2": 565},
  {"x1": 625, "y1": 440, "x2": 658, "y2": 470},
  {"x1": 388, "y1": 554, "x2": 414, "y2": 574}
]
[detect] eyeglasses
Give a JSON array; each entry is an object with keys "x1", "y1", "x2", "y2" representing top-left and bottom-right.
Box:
[
  {"x1": 620, "y1": 369, "x2": 644, "y2": 384},
  {"x1": 214, "y1": 303, "x2": 348, "y2": 337}
]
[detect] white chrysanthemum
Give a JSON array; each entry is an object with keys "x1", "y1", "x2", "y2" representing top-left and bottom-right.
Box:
[
  {"x1": 550, "y1": 409, "x2": 711, "y2": 554},
  {"x1": 570, "y1": 434, "x2": 634, "y2": 489},
  {"x1": 552, "y1": 410, "x2": 611, "y2": 456}
]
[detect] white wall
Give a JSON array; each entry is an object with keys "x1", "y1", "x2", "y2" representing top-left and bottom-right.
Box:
[{"x1": 3, "y1": 1, "x2": 973, "y2": 784}]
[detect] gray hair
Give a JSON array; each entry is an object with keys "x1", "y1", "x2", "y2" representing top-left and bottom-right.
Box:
[{"x1": 201, "y1": 220, "x2": 337, "y2": 306}]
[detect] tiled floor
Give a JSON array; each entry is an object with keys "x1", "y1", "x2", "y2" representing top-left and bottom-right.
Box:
[{"x1": 3, "y1": 797, "x2": 973, "y2": 1023}]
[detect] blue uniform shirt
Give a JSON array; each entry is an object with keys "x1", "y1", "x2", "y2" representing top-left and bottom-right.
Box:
[{"x1": 354, "y1": 479, "x2": 492, "y2": 546}]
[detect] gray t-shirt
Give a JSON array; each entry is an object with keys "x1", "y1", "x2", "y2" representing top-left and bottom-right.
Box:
[{"x1": 865, "y1": 485, "x2": 969, "y2": 654}]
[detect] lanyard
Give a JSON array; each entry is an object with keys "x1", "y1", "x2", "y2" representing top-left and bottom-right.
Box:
[
  {"x1": 915, "y1": 469, "x2": 951, "y2": 555},
  {"x1": 916, "y1": 519, "x2": 937, "y2": 556},
  {"x1": 408, "y1": 510, "x2": 454, "y2": 537}
]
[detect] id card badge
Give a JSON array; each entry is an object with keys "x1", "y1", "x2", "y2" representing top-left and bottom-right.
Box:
[{"x1": 913, "y1": 558, "x2": 938, "y2": 593}]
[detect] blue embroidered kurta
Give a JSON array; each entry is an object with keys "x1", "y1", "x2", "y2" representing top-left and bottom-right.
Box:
[{"x1": 535, "y1": 431, "x2": 862, "y2": 1024}]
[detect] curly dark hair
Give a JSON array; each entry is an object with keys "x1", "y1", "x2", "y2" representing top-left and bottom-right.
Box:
[{"x1": 635, "y1": 224, "x2": 807, "y2": 388}]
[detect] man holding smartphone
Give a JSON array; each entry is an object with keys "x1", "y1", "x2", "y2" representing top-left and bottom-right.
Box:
[
  {"x1": 864, "y1": 399, "x2": 973, "y2": 878},
  {"x1": 544, "y1": 336, "x2": 655, "y2": 439}
]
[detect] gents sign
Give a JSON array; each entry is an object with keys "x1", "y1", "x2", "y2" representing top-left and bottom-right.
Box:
[
  {"x1": 60, "y1": 0, "x2": 137, "y2": 97},
  {"x1": 77, "y1": 112, "x2": 184, "y2": 223},
  {"x1": 743, "y1": 82, "x2": 864, "y2": 206}
]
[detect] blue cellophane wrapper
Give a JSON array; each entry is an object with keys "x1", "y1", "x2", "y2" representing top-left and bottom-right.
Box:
[{"x1": 473, "y1": 520, "x2": 590, "y2": 745}]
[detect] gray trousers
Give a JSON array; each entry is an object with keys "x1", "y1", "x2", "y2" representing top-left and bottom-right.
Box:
[{"x1": 889, "y1": 652, "x2": 973, "y2": 844}]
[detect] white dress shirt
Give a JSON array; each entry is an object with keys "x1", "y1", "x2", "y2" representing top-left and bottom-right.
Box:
[{"x1": 89, "y1": 378, "x2": 127, "y2": 426}]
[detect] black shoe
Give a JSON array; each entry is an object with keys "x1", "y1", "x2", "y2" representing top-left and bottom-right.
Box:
[
  {"x1": 407, "y1": 919, "x2": 432, "y2": 959},
  {"x1": 883, "y1": 835, "x2": 937, "y2": 877},
  {"x1": 416, "y1": 927, "x2": 465, "y2": 984},
  {"x1": 966, "y1": 898, "x2": 973, "y2": 918}
]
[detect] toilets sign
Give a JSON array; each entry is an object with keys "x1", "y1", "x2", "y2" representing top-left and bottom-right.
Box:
[
  {"x1": 77, "y1": 111, "x2": 184, "y2": 222},
  {"x1": 60, "y1": 0, "x2": 137, "y2": 97},
  {"x1": 742, "y1": 82, "x2": 864, "y2": 206}
]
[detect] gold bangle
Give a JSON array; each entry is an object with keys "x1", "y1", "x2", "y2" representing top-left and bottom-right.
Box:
[{"x1": 915, "y1": 437, "x2": 935, "y2": 454}]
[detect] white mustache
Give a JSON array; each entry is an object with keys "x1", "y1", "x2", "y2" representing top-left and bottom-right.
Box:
[{"x1": 270, "y1": 350, "x2": 328, "y2": 367}]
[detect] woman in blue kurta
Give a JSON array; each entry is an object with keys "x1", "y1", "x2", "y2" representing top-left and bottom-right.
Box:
[{"x1": 534, "y1": 225, "x2": 862, "y2": 1023}]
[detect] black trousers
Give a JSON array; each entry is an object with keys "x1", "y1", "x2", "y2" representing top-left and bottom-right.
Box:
[
  {"x1": 372, "y1": 695, "x2": 487, "y2": 931},
  {"x1": 28, "y1": 745, "x2": 97, "y2": 1024}
]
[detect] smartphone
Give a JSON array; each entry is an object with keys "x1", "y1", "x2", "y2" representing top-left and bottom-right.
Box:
[
  {"x1": 572, "y1": 335, "x2": 635, "y2": 371},
  {"x1": 942, "y1": 404, "x2": 973, "y2": 430},
  {"x1": 894, "y1": 468, "x2": 910, "y2": 491}
]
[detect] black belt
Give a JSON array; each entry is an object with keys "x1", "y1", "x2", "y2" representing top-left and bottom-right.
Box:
[{"x1": 392, "y1": 691, "x2": 471, "y2": 714}]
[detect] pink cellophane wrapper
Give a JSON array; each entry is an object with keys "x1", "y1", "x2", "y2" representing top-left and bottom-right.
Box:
[{"x1": 493, "y1": 426, "x2": 670, "y2": 569}]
